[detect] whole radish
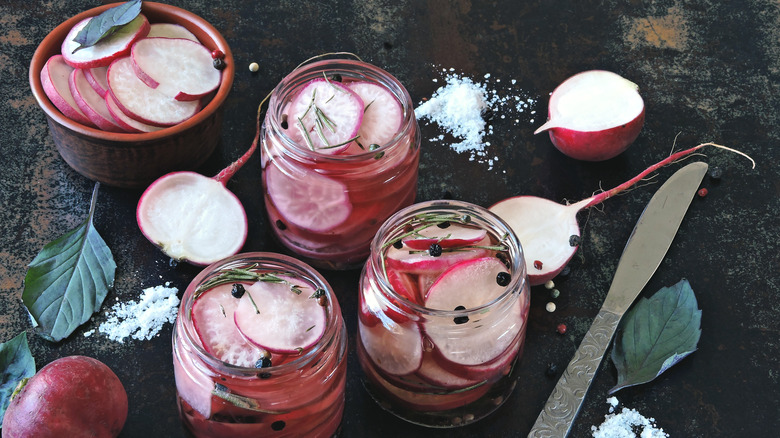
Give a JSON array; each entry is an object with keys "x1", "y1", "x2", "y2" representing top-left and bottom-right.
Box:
[
  {"x1": 490, "y1": 143, "x2": 754, "y2": 286},
  {"x1": 2, "y1": 356, "x2": 128, "y2": 438}
]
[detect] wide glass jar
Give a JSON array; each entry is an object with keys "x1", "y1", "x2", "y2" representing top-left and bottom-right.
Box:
[
  {"x1": 260, "y1": 58, "x2": 420, "y2": 270},
  {"x1": 357, "y1": 200, "x2": 530, "y2": 427},
  {"x1": 173, "y1": 252, "x2": 347, "y2": 437}
]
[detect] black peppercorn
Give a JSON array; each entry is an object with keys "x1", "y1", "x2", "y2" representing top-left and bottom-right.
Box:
[
  {"x1": 453, "y1": 305, "x2": 469, "y2": 324},
  {"x1": 437, "y1": 221, "x2": 451, "y2": 229},
  {"x1": 496, "y1": 272, "x2": 511, "y2": 286},
  {"x1": 255, "y1": 356, "x2": 272, "y2": 369},
  {"x1": 212, "y1": 57, "x2": 226, "y2": 70},
  {"x1": 275, "y1": 219, "x2": 287, "y2": 230},
  {"x1": 428, "y1": 243, "x2": 443, "y2": 257},
  {"x1": 569, "y1": 235, "x2": 581, "y2": 247},
  {"x1": 393, "y1": 240, "x2": 404, "y2": 249},
  {"x1": 545, "y1": 362, "x2": 559, "y2": 378},
  {"x1": 231, "y1": 283, "x2": 246, "y2": 298},
  {"x1": 271, "y1": 420, "x2": 286, "y2": 431}
]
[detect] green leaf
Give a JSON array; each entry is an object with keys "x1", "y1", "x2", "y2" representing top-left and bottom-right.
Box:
[
  {"x1": 609, "y1": 278, "x2": 702, "y2": 394},
  {"x1": 22, "y1": 183, "x2": 116, "y2": 342},
  {"x1": 0, "y1": 332, "x2": 36, "y2": 426},
  {"x1": 72, "y1": 0, "x2": 143, "y2": 52}
]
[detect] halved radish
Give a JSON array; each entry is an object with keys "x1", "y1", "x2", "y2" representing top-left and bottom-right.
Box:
[
  {"x1": 234, "y1": 276, "x2": 327, "y2": 354},
  {"x1": 358, "y1": 317, "x2": 422, "y2": 376},
  {"x1": 61, "y1": 14, "x2": 150, "y2": 69},
  {"x1": 83, "y1": 66, "x2": 108, "y2": 97},
  {"x1": 342, "y1": 81, "x2": 403, "y2": 154},
  {"x1": 146, "y1": 23, "x2": 199, "y2": 41},
  {"x1": 69, "y1": 68, "x2": 123, "y2": 132},
  {"x1": 131, "y1": 37, "x2": 221, "y2": 101},
  {"x1": 534, "y1": 70, "x2": 644, "y2": 161},
  {"x1": 416, "y1": 352, "x2": 483, "y2": 390},
  {"x1": 40, "y1": 55, "x2": 95, "y2": 127},
  {"x1": 105, "y1": 94, "x2": 163, "y2": 133},
  {"x1": 424, "y1": 257, "x2": 523, "y2": 367},
  {"x1": 191, "y1": 283, "x2": 267, "y2": 368},
  {"x1": 402, "y1": 222, "x2": 487, "y2": 250},
  {"x1": 264, "y1": 164, "x2": 352, "y2": 233},
  {"x1": 285, "y1": 79, "x2": 364, "y2": 154},
  {"x1": 108, "y1": 56, "x2": 200, "y2": 126}
]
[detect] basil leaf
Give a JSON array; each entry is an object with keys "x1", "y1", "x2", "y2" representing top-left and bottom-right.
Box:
[
  {"x1": 22, "y1": 183, "x2": 117, "y2": 342},
  {"x1": 0, "y1": 332, "x2": 36, "y2": 426},
  {"x1": 609, "y1": 279, "x2": 702, "y2": 394},
  {"x1": 72, "y1": 0, "x2": 143, "y2": 51}
]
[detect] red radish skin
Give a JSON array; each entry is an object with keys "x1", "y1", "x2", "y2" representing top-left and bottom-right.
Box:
[
  {"x1": 2, "y1": 356, "x2": 128, "y2": 438},
  {"x1": 385, "y1": 238, "x2": 491, "y2": 275},
  {"x1": 61, "y1": 15, "x2": 150, "y2": 69},
  {"x1": 69, "y1": 68, "x2": 124, "y2": 132},
  {"x1": 131, "y1": 37, "x2": 221, "y2": 101},
  {"x1": 233, "y1": 277, "x2": 327, "y2": 354},
  {"x1": 83, "y1": 66, "x2": 109, "y2": 97},
  {"x1": 402, "y1": 222, "x2": 487, "y2": 250},
  {"x1": 40, "y1": 55, "x2": 96, "y2": 127},
  {"x1": 535, "y1": 70, "x2": 645, "y2": 161},
  {"x1": 490, "y1": 143, "x2": 755, "y2": 285}
]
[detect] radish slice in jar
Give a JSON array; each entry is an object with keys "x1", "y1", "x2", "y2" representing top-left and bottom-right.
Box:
[
  {"x1": 264, "y1": 164, "x2": 352, "y2": 232},
  {"x1": 286, "y1": 79, "x2": 364, "y2": 154},
  {"x1": 424, "y1": 257, "x2": 523, "y2": 366},
  {"x1": 345, "y1": 81, "x2": 403, "y2": 151},
  {"x1": 402, "y1": 223, "x2": 487, "y2": 250},
  {"x1": 234, "y1": 276, "x2": 326, "y2": 354},
  {"x1": 358, "y1": 317, "x2": 423, "y2": 376},
  {"x1": 416, "y1": 352, "x2": 483, "y2": 390},
  {"x1": 385, "y1": 241, "x2": 489, "y2": 275}
]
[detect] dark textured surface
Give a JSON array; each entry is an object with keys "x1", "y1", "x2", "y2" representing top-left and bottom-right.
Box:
[{"x1": 1, "y1": 1, "x2": 778, "y2": 437}]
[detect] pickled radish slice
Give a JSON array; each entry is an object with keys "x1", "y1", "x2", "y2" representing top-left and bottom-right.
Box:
[
  {"x1": 347, "y1": 81, "x2": 403, "y2": 147},
  {"x1": 234, "y1": 277, "x2": 326, "y2": 354},
  {"x1": 265, "y1": 164, "x2": 352, "y2": 232},
  {"x1": 442, "y1": 337, "x2": 522, "y2": 381},
  {"x1": 286, "y1": 79, "x2": 364, "y2": 154},
  {"x1": 131, "y1": 37, "x2": 221, "y2": 101},
  {"x1": 61, "y1": 15, "x2": 150, "y2": 69},
  {"x1": 358, "y1": 318, "x2": 422, "y2": 376},
  {"x1": 424, "y1": 257, "x2": 523, "y2": 366},
  {"x1": 385, "y1": 242, "x2": 489, "y2": 275},
  {"x1": 402, "y1": 223, "x2": 487, "y2": 250},
  {"x1": 360, "y1": 281, "x2": 409, "y2": 325},
  {"x1": 386, "y1": 267, "x2": 420, "y2": 304},
  {"x1": 191, "y1": 283, "x2": 266, "y2": 368},
  {"x1": 416, "y1": 352, "x2": 482, "y2": 389}
]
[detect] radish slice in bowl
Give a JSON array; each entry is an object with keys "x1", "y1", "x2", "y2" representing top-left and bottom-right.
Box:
[
  {"x1": 40, "y1": 55, "x2": 96, "y2": 127},
  {"x1": 61, "y1": 14, "x2": 150, "y2": 69},
  {"x1": 69, "y1": 68, "x2": 123, "y2": 132}
]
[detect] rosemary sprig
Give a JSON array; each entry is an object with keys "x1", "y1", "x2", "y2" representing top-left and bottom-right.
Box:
[
  {"x1": 315, "y1": 106, "x2": 337, "y2": 132},
  {"x1": 382, "y1": 213, "x2": 469, "y2": 249},
  {"x1": 194, "y1": 268, "x2": 304, "y2": 299},
  {"x1": 212, "y1": 383, "x2": 286, "y2": 414},
  {"x1": 318, "y1": 134, "x2": 361, "y2": 150},
  {"x1": 297, "y1": 116, "x2": 315, "y2": 150}
]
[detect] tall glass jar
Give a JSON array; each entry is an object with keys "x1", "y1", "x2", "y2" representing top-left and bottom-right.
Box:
[
  {"x1": 260, "y1": 58, "x2": 420, "y2": 270},
  {"x1": 357, "y1": 200, "x2": 530, "y2": 427},
  {"x1": 173, "y1": 252, "x2": 347, "y2": 437}
]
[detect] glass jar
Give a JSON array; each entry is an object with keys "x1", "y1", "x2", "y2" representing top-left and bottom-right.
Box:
[
  {"x1": 260, "y1": 58, "x2": 420, "y2": 270},
  {"x1": 357, "y1": 200, "x2": 530, "y2": 428},
  {"x1": 173, "y1": 252, "x2": 347, "y2": 437}
]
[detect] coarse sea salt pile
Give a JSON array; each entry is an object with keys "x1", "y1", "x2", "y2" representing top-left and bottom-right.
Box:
[
  {"x1": 591, "y1": 397, "x2": 669, "y2": 438},
  {"x1": 92, "y1": 283, "x2": 180, "y2": 343},
  {"x1": 415, "y1": 69, "x2": 538, "y2": 170}
]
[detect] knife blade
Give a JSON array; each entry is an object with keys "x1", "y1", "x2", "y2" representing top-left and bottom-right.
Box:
[{"x1": 527, "y1": 161, "x2": 709, "y2": 438}]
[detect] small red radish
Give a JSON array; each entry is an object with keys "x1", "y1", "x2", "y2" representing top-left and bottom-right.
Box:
[
  {"x1": 342, "y1": 81, "x2": 403, "y2": 153},
  {"x1": 40, "y1": 55, "x2": 96, "y2": 127},
  {"x1": 402, "y1": 222, "x2": 487, "y2": 250},
  {"x1": 489, "y1": 143, "x2": 755, "y2": 285},
  {"x1": 107, "y1": 56, "x2": 200, "y2": 127},
  {"x1": 264, "y1": 164, "x2": 352, "y2": 232},
  {"x1": 233, "y1": 276, "x2": 327, "y2": 354},
  {"x1": 2, "y1": 356, "x2": 128, "y2": 438},
  {"x1": 61, "y1": 14, "x2": 150, "y2": 69},
  {"x1": 146, "y1": 23, "x2": 199, "y2": 42},
  {"x1": 286, "y1": 78, "x2": 364, "y2": 154},
  {"x1": 105, "y1": 93, "x2": 163, "y2": 133},
  {"x1": 358, "y1": 317, "x2": 423, "y2": 376},
  {"x1": 136, "y1": 122, "x2": 259, "y2": 265},
  {"x1": 69, "y1": 68, "x2": 124, "y2": 132},
  {"x1": 83, "y1": 66, "x2": 109, "y2": 97},
  {"x1": 535, "y1": 70, "x2": 645, "y2": 161},
  {"x1": 131, "y1": 37, "x2": 222, "y2": 101},
  {"x1": 423, "y1": 257, "x2": 525, "y2": 367}
]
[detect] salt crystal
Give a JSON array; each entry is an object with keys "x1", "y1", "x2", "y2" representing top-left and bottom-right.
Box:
[
  {"x1": 591, "y1": 397, "x2": 669, "y2": 438},
  {"x1": 98, "y1": 284, "x2": 180, "y2": 343}
]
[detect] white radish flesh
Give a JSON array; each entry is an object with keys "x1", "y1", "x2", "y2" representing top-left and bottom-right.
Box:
[
  {"x1": 105, "y1": 94, "x2": 163, "y2": 133},
  {"x1": 534, "y1": 70, "x2": 645, "y2": 161},
  {"x1": 402, "y1": 223, "x2": 487, "y2": 250},
  {"x1": 146, "y1": 23, "x2": 199, "y2": 41},
  {"x1": 358, "y1": 318, "x2": 423, "y2": 376},
  {"x1": 107, "y1": 56, "x2": 200, "y2": 126},
  {"x1": 385, "y1": 238, "x2": 491, "y2": 276},
  {"x1": 83, "y1": 66, "x2": 109, "y2": 97},
  {"x1": 234, "y1": 277, "x2": 327, "y2": 354},
  {"x1": 69, "y1": 68, "x2": 123, "y2": 132},
  {"x1": 343, "y1": 81, "x2": 403, "y2": 153},
  {"x1": 490, "y1": 143, "x2": 755, "y2": 285},
  {"x1": 131, "y1": 37, "x2": 221, "y2": 101},
  {"x1": 61, "y1": 15, "x2": 150, "y2": 69},
  {"x1": 40, "y1": 55, "x2": 95, "y2": 127}
]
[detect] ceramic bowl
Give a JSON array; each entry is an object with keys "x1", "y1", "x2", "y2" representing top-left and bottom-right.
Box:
[{"x1": 29, "y1": 2, "x2": 234, "y2": 188}]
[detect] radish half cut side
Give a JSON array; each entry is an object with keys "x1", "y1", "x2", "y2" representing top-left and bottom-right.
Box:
[
  {"x1": 136, "y1": 172, "x2": 247, "y2": 265},
  {"x1": 264, "y1": 164, "x2": 352, "y2": 233},
  {"x1": 131, "y1": 37, "x2": 221, "y2": 101},
  {"x1": 234, "y1": 277, "x2": 327, "y2": 354},
  {"x1": 61, "y1": 15, "x2": 150, "y2": 69},
  {"x1": 40, "y1": 55, "x2": 95, "y2": 127}
]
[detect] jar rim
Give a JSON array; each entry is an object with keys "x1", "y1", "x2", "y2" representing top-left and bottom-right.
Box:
[
  {"x1": 368, "y1": 200, "x2": 527, "y2": 317},
  {"x1": 177, "y1": 252, "x2": 343, "y2": 376}
]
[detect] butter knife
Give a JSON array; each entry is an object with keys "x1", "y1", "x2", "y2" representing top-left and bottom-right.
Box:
[{"x1": 528, "y1": 161, "x2": 709, "y2": 438}]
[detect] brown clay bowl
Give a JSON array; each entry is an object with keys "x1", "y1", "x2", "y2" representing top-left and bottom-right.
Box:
[{"x1": 29, "y1": 2, "x2": 234, "y2": 188}]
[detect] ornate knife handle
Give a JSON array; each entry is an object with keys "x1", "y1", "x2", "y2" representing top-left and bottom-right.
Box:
[{"x1": 528, "y1": 309, "x2": 622, "y2": 438}]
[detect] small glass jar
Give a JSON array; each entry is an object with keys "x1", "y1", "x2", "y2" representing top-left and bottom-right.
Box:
[
  {"x1": 173, "y1": 252, "x2": 347, "y2": 437},
  {"x1": 357, "y1": 200, "x2": 530, "y2": 428},
  {"x1": 260, "y1": 58, "x2": 420, "y2": 270}
]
